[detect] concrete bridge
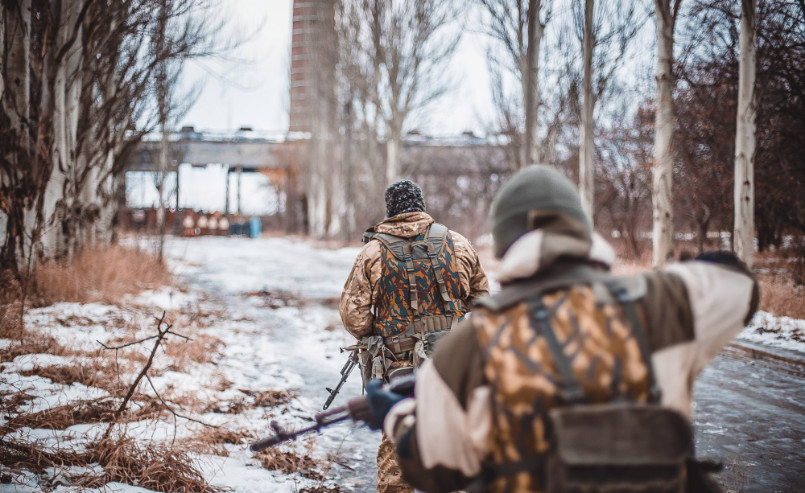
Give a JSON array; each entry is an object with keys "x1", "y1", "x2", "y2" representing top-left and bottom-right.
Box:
[{"x1": 123, "y1": 127, "x2": 306, "y2": 173}]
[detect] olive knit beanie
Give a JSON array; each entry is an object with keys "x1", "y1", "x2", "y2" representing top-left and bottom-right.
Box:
[{"x1": 491, "y1": 165, "x2": 590, "y2": 258}]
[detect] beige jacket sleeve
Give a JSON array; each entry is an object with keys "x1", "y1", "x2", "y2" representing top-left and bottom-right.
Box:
[
  {"x1": 450, "y1": 231, "x2": 490, "y2": 307},
  {"x1": 339, "y1": 242, "x2": 383, "y2": 339}
]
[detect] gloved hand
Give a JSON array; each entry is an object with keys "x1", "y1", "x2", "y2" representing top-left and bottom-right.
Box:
[{"x1": 365, "y1": 379, "x2": 407, "y2": 430}]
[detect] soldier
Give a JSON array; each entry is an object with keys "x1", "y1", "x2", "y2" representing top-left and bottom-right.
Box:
[
  {"x1": 366, "y1": 166, "x2": 759, "y2": 493},
  {"x1": 340, "y1": 179, "x2": 489, "y2": 493}
]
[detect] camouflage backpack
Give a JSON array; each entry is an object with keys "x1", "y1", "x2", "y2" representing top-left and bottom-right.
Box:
[
  {"x1": 472, "y1": 265, "x2": 713, "y2": 493},
  {"x1": 360, "y1": 223, "x2": 466, "y2": 380}
]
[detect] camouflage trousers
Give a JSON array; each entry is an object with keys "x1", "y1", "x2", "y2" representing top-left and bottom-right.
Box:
[{"x1": 377, "y1": 431, "x2": 414, "y2": 493}]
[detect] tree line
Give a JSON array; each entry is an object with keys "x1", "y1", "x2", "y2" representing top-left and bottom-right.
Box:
[
  {"x1": 303, "y1": 0, "x2": 802, "y2": 278},
  {"x1": 2, "y1": 0, "x2": 802, "y2": 283}
]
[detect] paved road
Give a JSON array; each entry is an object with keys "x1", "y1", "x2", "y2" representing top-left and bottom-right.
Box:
[{"x1": 693, "y1": 346, "x2": 805, "y2": 492}]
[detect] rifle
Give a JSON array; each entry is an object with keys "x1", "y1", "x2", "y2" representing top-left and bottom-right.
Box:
[
  {"x1": 322, "y1": 347, "x2": 360, "y2": 410},
  {"x1": 250, "y1": 373, "x2": 415, "y2": 452}
]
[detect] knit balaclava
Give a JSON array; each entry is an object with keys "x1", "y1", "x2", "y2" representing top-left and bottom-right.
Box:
[{"x1": 385, "y1": 180, "x2": 426, "y2": 218}]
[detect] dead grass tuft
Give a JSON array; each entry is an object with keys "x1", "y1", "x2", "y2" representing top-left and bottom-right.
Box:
[
  {"x1": 204, "y1": 389, "x2": 297, "y2": 415},
  {"x1": 0, "y1": 398, "x2": 118, "y2": 433},
  {"x1": 18, "y1": 356, "x2": 119, "y2": 389},
  {"x1": 163, "y1": 333, "x2": 224, "y2": 370},
  {"x1": 0, "y1": 331, "x2": 69, "y2": 363},
  {"x1": 757, "y1": 275, "x2": 805, "y2": 319},
  {"x1": 92, "y1": 434, "x2": 223, "y2": 493},
  {"x1": 300, "y1": 486, "x2": 344, "y2": 493},
  {"x1": 255, "y1": 446, "x2": 324, "y2": 480},
  {"x1": 243, "y1": 389, "x2": 296, "y2": 408},
  {"x1": 0, "y1": 391, "x2": 36, "y2": 416},
  {"x1": 183, "y1": 427, "x2": 257, "y2": 457},
  {"x1": 0, "y1": 437, "x2": 86, "y2": 473},
  {"x1": 32, "y1": 245, "x2": 170, "y2": 306}
]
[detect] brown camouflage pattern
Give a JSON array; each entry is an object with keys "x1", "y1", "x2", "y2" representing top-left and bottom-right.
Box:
[
  {"x1": 377, "y1": 432, "x2": 415, "y2": 493},
  {"x1": 340, "y1": 212, "x2": 489, "y2": 339},
  {"x1": 474, "y1": 285, "x2": 652, "y2": 493}
]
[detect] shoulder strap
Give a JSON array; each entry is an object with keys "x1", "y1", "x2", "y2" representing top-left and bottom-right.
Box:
[
  {"x1": 528, "y1": 296, "x2": 586, "y2": 405},
  {"x1": 604, "y1": 281, "x2": 662, "y2": 404},
  {"x1": 424, "y1": 223, "x2": 448, "y2": 254},
  {"x1": 370, "y1": 232, "x2": 409, "y2": 261}
]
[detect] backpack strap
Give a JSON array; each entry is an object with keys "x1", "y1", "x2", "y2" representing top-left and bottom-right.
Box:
[
  {"x1": 417, "y1": 224, "x2": 453, "y2": 315},
  {"x1": 527, "y1": 297, "x2": 586, "y2": 405},
  {"x1": 604, "y1": 281, "x2": 662, "y2": 404}
]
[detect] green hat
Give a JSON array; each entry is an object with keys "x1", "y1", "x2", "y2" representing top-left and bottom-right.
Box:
[{"x1": 491, "y1": 165, "x2": 590, "y2": 258}]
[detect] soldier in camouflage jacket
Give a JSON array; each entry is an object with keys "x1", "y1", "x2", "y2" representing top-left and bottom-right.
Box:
[
  {"x1": 373, "y1": 166, "x2": 759, "y2": 493},
  {"x1": 340, "y1": 180, "x2": 489, "y2": 493}
]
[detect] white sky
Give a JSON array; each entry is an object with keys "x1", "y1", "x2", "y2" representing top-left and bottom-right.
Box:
[{"x1": 178, "y1": 0, "x2": 496, "y2": 136}]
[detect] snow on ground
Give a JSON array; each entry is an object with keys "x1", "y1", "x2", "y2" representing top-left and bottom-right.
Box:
[
  {"x1": 740, "y1": 311, "x2": 805, "y2": 354},
  {"x1": 3, "y1": 234, "x2": 803, "y2": 492}
]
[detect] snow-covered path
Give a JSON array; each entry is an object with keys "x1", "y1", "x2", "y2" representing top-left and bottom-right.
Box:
[
  {"x1": 164, "y1": 235, "x2": 805, "y2": 492},
  {"x1": 165, "y1": 236, "x2": 380, "y2": 492}
]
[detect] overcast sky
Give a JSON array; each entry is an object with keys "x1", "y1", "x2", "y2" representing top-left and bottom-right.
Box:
[{"x1": 178, "y1": 0, "x2": 496, "y2": 136}]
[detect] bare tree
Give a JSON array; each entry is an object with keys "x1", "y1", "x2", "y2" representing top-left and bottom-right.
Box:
[
  {"x1": 355, "y1": 0, "x2": 461, "y2": 184},
  {"x1": 1, "y1": 0, "x2": 222, "y2": 275},
  {"x1": 734, "y1": 0, "x2": 757, "y2": 269},
  {"x1": 652, "y1": 0, "x2": 683, "y2": 267},
  {"x1": 478, "y1": 0, "x2": 550, "y2": 169},
  {"x1": 574, "y1": 0, "x2": 644, "y2": 226}
]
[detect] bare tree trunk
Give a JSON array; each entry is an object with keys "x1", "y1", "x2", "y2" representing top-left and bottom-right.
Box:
[
  {"x1": 41, "y1": 0, "x2": 83, "y2": 261},
  {"x1": 386, "y1": 132, "x2": 401, "y2": 185},
  {"x1": 579, "y1": 0, "x2": 595, "y2": 224},
  {"x1": 156, "y1": 0, "x2": 168, "y2": 263},
  {"x1": 0, "y1": 0, "x2": 32, "y2": 273},
  {"x1": 522, "y1": 0, "x2": 542, "y2": 168},
  {"x1": 734, "y1": 0, "x2": 756, "y2": 269},
  {"x1": 652, "y1": 0, "x2": 679, "y2": 268}
]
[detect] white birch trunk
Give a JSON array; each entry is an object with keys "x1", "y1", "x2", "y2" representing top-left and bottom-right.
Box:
[
  {"x1": 579, "y1": 0, "x2": 595, "y2": 225},
  {"x1": 386, "y1": 133, "x2": 400, "y2": 185},
  {"x1": 734, "y1": 0, "x2": 756, "y2": 270},
  {"x1": 41, "y1": 0, "x2": 83, "y2": 260},
  {"x1": 652, "y1": 0, "x2": 676, "y2": 268},
  {"x1": 522, "y1": 0, "x2": 542, "y2": 168}
]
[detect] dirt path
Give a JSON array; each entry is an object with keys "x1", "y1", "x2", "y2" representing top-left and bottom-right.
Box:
[{"x1": 166, "y1": 236, "x2": 804, "y2": 492}]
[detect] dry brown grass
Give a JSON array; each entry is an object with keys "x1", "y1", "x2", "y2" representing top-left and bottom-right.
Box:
[
  {"x1": 255, "y1": 445, "x2": 324, "y2": 480},
  {"x1": 183, "y1": 427, "x2": 257, "y2": 456},
  {"x1": 32, "y1": 245, "x2": 170, "y2": 306},
  {"x1": 757, "y1": 275, "x2": 805, "y2": 319},
  {"x1": 93, "y1": 434, "x2": 223, "y2": 493},
  {"x1": 163, "y1": 333, "x2": 224, "y2": 370},
  {"x1": 203, "y1": 389, "x2": 297, "y2": 415},
  {"x1": 0, "y1": 331, "x2": 69, "y2": 363},
  {"x1": 0, "y1": 398, "x2": 118, "y2": 433},
  {"x1": 18, "y1": 356, "x2": 120, "y2": 389}
]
